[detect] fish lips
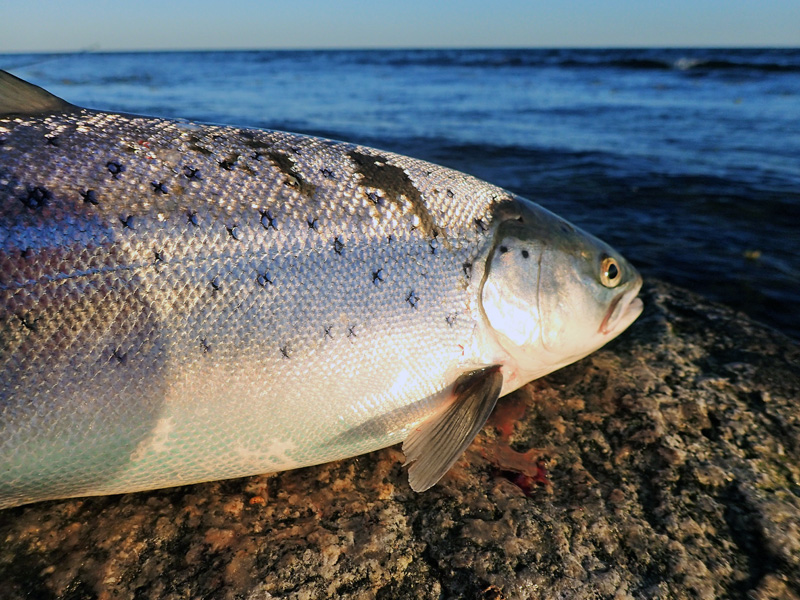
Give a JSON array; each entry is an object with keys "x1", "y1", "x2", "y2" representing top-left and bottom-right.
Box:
[{"x1": 598, "y1": 276, "x2": 644, "y2": 336}]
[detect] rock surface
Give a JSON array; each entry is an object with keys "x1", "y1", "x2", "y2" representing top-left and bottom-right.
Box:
[{"x1": 1, "y1": 280, "x2": 799, "y2": 600}]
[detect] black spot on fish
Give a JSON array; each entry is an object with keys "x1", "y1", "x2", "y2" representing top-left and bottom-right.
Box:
[
  {"x1": 107, "y1": 161, "x2": 124, "y2": 178},
  {"x1": 307, "y1": 217, "x2": 319, "y2": 231},
  {"x1": 499, "y1": 245, "x2": 509, "y2": 254},
  {"x1": 201, "y1": 338, "x2": 211, "y2": 354},
  {"x1": 347, "y1": 326, "x2": 357, "y2": 338},
  {"x1": 366, "y1": 191, "x2": 382, "y2": 205},
  {"x1": 387, "y1": 234, "x2": 394, "y2": 244},
  {"x1": 446, "y1": 313, "x2": 457, "y2": 327},
  {"x1": 17, "y1": 314, "x2": 38, "y2": 332},
  {"x1": 183, "y1": 166, "x2": 201, "y2": 180},
  {"x1": 120, "y1": 215, "x2": 136, "y2": 230},
  {"x1": 463, "y1": 262, "x2": 472, "y2": 278},
  {"x1": 521, "y1": 250, "x2": 529, "y2": 259},
  {"x1": 81, "y1": 189, "x2": 99, "y2": 205},
  {"x1": 151, "y1": 181, "x2": 168, "y2": 194},
  {"x1": 260, "y1": 210, "x2": 277, "y2": 230},
  {"x1": 218, "y1": 157, "x2": 237, "y2": 171},
  {"x1": 112, "y1": 348, "x2": 127, "y2": 364},
  {"x1": 266, "y1": 152, "x2": 316, "y2": 197},
  {"x1": 153, "y1": 250, "x2": 164, "y2": 264},
  {"x1": 349, "y1": 150, "x2": 439, "y2": 239},
  {"x1": 291, "y1": 146, "x2": 301, "y2": 155},
  {"x1": 280, "y1": 345, "x2": 290, "y2": 359},
  {"x1": 429, "y1": 238, "x2": 439, "y2": 255},
  {"x1": 19, "y1": 247, "x2": 32, "y2": 259},
  {"x1": 406, "y1": 291, "x2": 419, "y2": 309},
  {"x1": 320, "y1": 167, "x2": 335, "y2": 179},
  {"x1": 211, "y1": 276, "x2": 221, "y2": 291},
  {"x1": 372, "y1": 269, "x2": 384, "y2": 285},
  {"x1": 45, "y1": 135, "x2": 59, "y2": 147},
  {"x1": 446, "y1": 189, "x2": 454, "y2": 199},
  {"x1": 474, "y1": 218, "x2": 488, "y2": 232},
  {"x1": 333, "y1": 237, "x2": 344, "y2": 255},
  {"x1": 227, "y1": 225, "x2": 242, "y2": 240},
  {"x1": 324, "y1": 325, "x2": 333, "y2": 339},
  {"x1": 21, "y1": 186, "x2": 50, "y2": 209},
  {"x1": 188, "y1": 211, "x2": 199, "y2": 226},
  {"x1": 257, "y1": 272, "x2": 273, "y2": 287}
]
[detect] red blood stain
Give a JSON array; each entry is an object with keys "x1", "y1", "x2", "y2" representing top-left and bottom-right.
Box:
[{"x1": 481, "y1": 392, "x2": 551, "y2": 496}]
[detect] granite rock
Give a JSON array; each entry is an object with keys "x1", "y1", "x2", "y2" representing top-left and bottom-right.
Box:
[{"x1": 1, "y1": 280, "x2": 798, "y2": 600}]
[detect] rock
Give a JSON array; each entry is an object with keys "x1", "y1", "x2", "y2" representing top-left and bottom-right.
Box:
[{"x1": 1, "y1": 280, "x2": 798, "y2": 600}]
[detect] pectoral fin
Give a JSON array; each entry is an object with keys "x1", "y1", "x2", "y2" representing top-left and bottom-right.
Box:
[{"x1": 403, "y1": 365, "x2": 503, "y2": 492}]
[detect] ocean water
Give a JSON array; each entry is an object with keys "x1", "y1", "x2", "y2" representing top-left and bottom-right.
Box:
[{"x1": 2, "y1": 49, "x2": 799, "y2": 339}]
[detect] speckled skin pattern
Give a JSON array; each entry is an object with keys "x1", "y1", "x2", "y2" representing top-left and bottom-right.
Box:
[
  {"x1": 0, "y1": 97, "x2": 645, "y2": 509},
  {"x1": 0, "y1": 106, "x2": 523, "y2": 508}
]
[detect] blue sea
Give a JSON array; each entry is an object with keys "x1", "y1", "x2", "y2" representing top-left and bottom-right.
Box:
[{"x1": 2, "y1": 49, "x2": 799, "y2": 339}]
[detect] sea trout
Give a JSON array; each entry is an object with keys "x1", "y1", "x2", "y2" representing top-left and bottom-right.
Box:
[{"x1": 0, "y1": 70, "x2": 643, "y2": 509}]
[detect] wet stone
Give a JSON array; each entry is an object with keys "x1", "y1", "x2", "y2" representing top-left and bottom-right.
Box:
[{"x1": 0, "y1": 280, "x2": 798, "y2": 600}]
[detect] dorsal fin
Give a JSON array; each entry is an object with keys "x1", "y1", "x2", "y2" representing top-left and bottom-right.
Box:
[{"x1": 0, "y1": 70, "x2": 75, "y2": 116}]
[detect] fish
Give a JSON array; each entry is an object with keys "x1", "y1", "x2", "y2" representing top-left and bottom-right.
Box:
[{"x1": 0, "y1": 70, "x2": 643, "y2": 509}]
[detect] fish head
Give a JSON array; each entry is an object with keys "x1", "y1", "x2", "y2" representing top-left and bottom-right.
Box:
[{"x1": 480, "y1": 196, "x2": 643, "y2": 381}]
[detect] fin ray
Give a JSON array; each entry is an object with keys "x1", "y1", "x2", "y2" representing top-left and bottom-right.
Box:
[{"x1": 403, "y1": 365, "x2": 503, "y2": 492}]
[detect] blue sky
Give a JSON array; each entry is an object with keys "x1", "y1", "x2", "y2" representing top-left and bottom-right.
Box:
[{"x1": 2, "y1": 0, "x2": 798, "y2": 52}]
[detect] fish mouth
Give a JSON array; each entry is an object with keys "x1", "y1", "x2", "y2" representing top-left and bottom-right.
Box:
[{"x1": 598, "y1": 277, "x2": 644, "y2": 336}]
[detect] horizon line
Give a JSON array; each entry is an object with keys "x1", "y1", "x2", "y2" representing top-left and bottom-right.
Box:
[{"x1": 2, "y1": 44, "x2": 799, "y2": 56}]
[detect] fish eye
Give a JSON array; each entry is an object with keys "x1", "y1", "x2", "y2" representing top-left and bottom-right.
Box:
[{"x1": 600, "y1": 256, "x2": 621, "y2": 288}]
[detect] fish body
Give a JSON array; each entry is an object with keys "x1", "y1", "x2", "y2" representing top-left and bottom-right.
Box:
[{"x1": 0, "y1": 71, "x2": 642, "y2": 509}]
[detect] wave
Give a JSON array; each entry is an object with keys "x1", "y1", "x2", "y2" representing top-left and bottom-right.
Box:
[
  {"x1": 334, "y1": 48, "x2": 800, "y2": 75},
  {"x1": 670, "y1": 56, "x2": 800, "y2": 73}
]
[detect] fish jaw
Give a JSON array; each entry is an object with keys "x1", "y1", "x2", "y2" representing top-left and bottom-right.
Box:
[{"x1": 599, "y1": 275, "x2": 644, "y2": 337}]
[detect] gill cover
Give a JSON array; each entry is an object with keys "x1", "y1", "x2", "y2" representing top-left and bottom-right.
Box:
[
  {"x1": 480, "y1": 215, "x2": 544, "y2": 354},
  {"x1": 480, "y1": 196, "x2": 642, "y2": 373}
]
